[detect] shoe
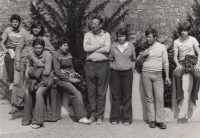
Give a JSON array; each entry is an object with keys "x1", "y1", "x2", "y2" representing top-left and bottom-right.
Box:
[
  {"x1": 9, "y1": 107, "x2": 18, "y2": 114},
  {"x1": 156, "y1": 123, "x2": 167, "y2": 129},
  {"x1": 32, "y1": 124, "x2": 42, "y2": 129},
  {"x1": 111, "y1": 122, "x2": 118, "y2": 125},
  {"x1": 88, "y1": 117, "x2": 95, "y2": 123},
  {"x1": 177, "y1": 99, "x2": 184, "y2": 109},
  {"x1": 149, "y1": 121, "x2": 156, "y2": 128},
  {"x1": 79, "y1": 118, "x2": 91, "y2": 124},
  {"x1": 124, "y1": 122, "x2": 131, "y2": 125},
  {"x1": 96, "y1": 118, "x2": 103, "y2": 125},
  {"x1": 190, "y1": 99, "x2": 196, "y2": 109},
  {"x1": 22, "y1": 122, "x2": 31, "y2": 126}
]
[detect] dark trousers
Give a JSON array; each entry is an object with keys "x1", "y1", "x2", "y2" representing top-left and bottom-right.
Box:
[
  {"x1": 4, "y1": 53, "x2": 14, "y2": 83},
  {"x1": 22, "y1": 76, "x2": 54, "y2": 125},
  {"x1": 110, "y1": 69, "x2": 133, "y2": 123},
  {"x1": 174, "y1": 61, "x2": 200, "y2": 101},
  {"x1": 57, "y1": 81, "x2": 85, "y2": 121},
  {"x1": 84, "y1": 61, "x2": 110, "y2": 119}
]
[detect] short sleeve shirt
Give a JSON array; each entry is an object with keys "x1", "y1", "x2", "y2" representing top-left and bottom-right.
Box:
[
  {"x1": 1, "y1": 27, "x2": 26, "y2": 49},
  {"x1": 173, "y1": 36, "x2": 199, "y2": 60}
]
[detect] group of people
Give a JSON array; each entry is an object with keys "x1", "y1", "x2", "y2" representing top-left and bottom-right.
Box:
[{"x1": 1, "y1": 13, "x2": 200, "y2": 130}]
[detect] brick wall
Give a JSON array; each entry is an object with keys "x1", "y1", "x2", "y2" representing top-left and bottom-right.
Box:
[{"x1": 0, "y1": 0, "x2": 194, "y2": 40}]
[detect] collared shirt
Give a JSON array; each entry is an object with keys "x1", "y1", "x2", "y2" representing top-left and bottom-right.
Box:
[
  {"x1": 117, "y1": 42, "x2": 129, "y2": 53},
  {"x1": 1, "y1": 27, "x2": 27, "y2": 49},
  {"x1": 28, "y1": 50, "x2": 52, "y2": 76},
  {"x1": 173, "y1": 36, "x2": 199, "y2": 60},
  {"x1": 83, "y1": 30, "x2": 111, "y2": 61},
  {"x1": 109, "y1": 41, "x2": 136, "y2": 71}
]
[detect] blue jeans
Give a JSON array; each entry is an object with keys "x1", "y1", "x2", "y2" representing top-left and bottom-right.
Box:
[
  {"x1": 142, "y1": 71, "x2": 164, "y2": 123},
  {"x1": 22, "y1": 76, "x2": 54, "y2": 125}
]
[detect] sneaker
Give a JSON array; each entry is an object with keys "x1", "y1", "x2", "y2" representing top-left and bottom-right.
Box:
[
  {"x1": 156, "y1": 122, "x2": 167, "y2": 129},
  {"x1": 177, "y1": 98, "x2": 184, "y2": 109},
  {"x1": 149, "y1": 121, "x2": 156, "y2": 128},
  {"x1": 32, "y1": 124, "x2": 42, "y2": 129},
  {"x1": 96, "y1": 118, "x2": 103, "y2": 125},
  {"x1": 79, "y1": 117, "x2": 91, "y2": 124},
  {"x1": 88, "y1": 117, "x2": 95, "y2": 123},
  {"x1": 190, "y1": 99, "x2": 196, "y2": 109},
  {"x1": 111, "y1": 122, "x2": 118, "y2": 125}
]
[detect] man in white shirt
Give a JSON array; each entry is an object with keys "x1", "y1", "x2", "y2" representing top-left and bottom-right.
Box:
[{"x1": 83, "y1": 16, "x2": 111, "y2": 125}]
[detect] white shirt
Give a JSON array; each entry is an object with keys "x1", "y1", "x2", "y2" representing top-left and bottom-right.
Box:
[{"x1": 173, "y1": 36, "x2": 199, "y2": 60}]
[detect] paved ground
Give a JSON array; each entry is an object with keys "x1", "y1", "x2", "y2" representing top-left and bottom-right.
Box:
[{"x1": 1, "y1": 93, "x2": 200, "y2": 138}]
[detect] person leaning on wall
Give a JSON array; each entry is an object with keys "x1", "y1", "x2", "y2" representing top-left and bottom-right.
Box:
[
  {"x1": 173, "y1": 22, "x2": 200, "y2": 110},
  {"x1": 108, "y1": 27, "x2": 136, "y2": 125},
  {"x1": 0, "y1": 14, "x2": 27, "y2": 114}
]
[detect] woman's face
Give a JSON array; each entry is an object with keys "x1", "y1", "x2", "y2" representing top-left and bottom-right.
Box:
[
  {"x1": 33, "y1": 26, "x2": 42, "y2": 35},
  {"x1": 59, "y1": 43, "x2": 69, "y2": 53},
  {"x1": 118, "y1": 34, "x2": 127, "y2": 44},
  {"x1": 11, "y1": 20, "x2": 20, "y2": 28}
]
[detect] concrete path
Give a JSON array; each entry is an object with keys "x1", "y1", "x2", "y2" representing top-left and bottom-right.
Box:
[{"x1": 0, "y1": 94, "x2": 200, "y2": 138}]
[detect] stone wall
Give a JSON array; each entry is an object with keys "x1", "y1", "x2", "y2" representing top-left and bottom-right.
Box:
[{"x1": 0, "y1": 0, "x2": 195, "y2": 40}]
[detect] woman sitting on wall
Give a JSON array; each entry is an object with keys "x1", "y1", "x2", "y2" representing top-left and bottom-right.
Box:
[
  {"x1": 0, "y1": 14, "x2": 27, "y2": 114},
  {"x1": 108, "y1": 28, "x2": 136, "y2": 125},
  {"x1": 9, "y1": 21, "x2": 55, "y2": 114}
]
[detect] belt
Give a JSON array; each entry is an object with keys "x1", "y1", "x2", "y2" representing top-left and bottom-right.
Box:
[{"x1": 87, "y1": 60, "x2": 108, "y2": 63}]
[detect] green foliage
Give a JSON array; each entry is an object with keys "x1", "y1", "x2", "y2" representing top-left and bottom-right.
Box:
[{"x1": 29, "y1": 0, "x2": 133, "y2": 75}]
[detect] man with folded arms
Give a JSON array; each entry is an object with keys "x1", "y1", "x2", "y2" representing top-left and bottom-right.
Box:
[{"x1": 83, "y1": 16, "x2": 111, "y2": 125}]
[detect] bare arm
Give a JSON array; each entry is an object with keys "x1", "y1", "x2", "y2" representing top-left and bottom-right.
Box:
[{"x1": 1, "y1": 29, "x2": 8, "y2": 52}]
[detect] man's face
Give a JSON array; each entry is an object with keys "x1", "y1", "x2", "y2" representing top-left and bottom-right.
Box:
[
  {"x1": 91, "y1": 19, "x2": 102, "y2": 32},
  {"x1": 146, "y1": 34, "x2": 156, "y2": 45},
  {"x1": 59, "y1": 43, "x2": 69, "y2": 53},
  {"x1": 34, "y1": 44, "x2": 44, "y2": 56},
  {"x1": 33, "y1": 26, "x2": 42, "y2": 35},
  {"x1": 181, "y1": 30, "x2": 189, "y2": 37},
  {"x1": 11, "y1": 20, "x2": 20, "y2": 28}
]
